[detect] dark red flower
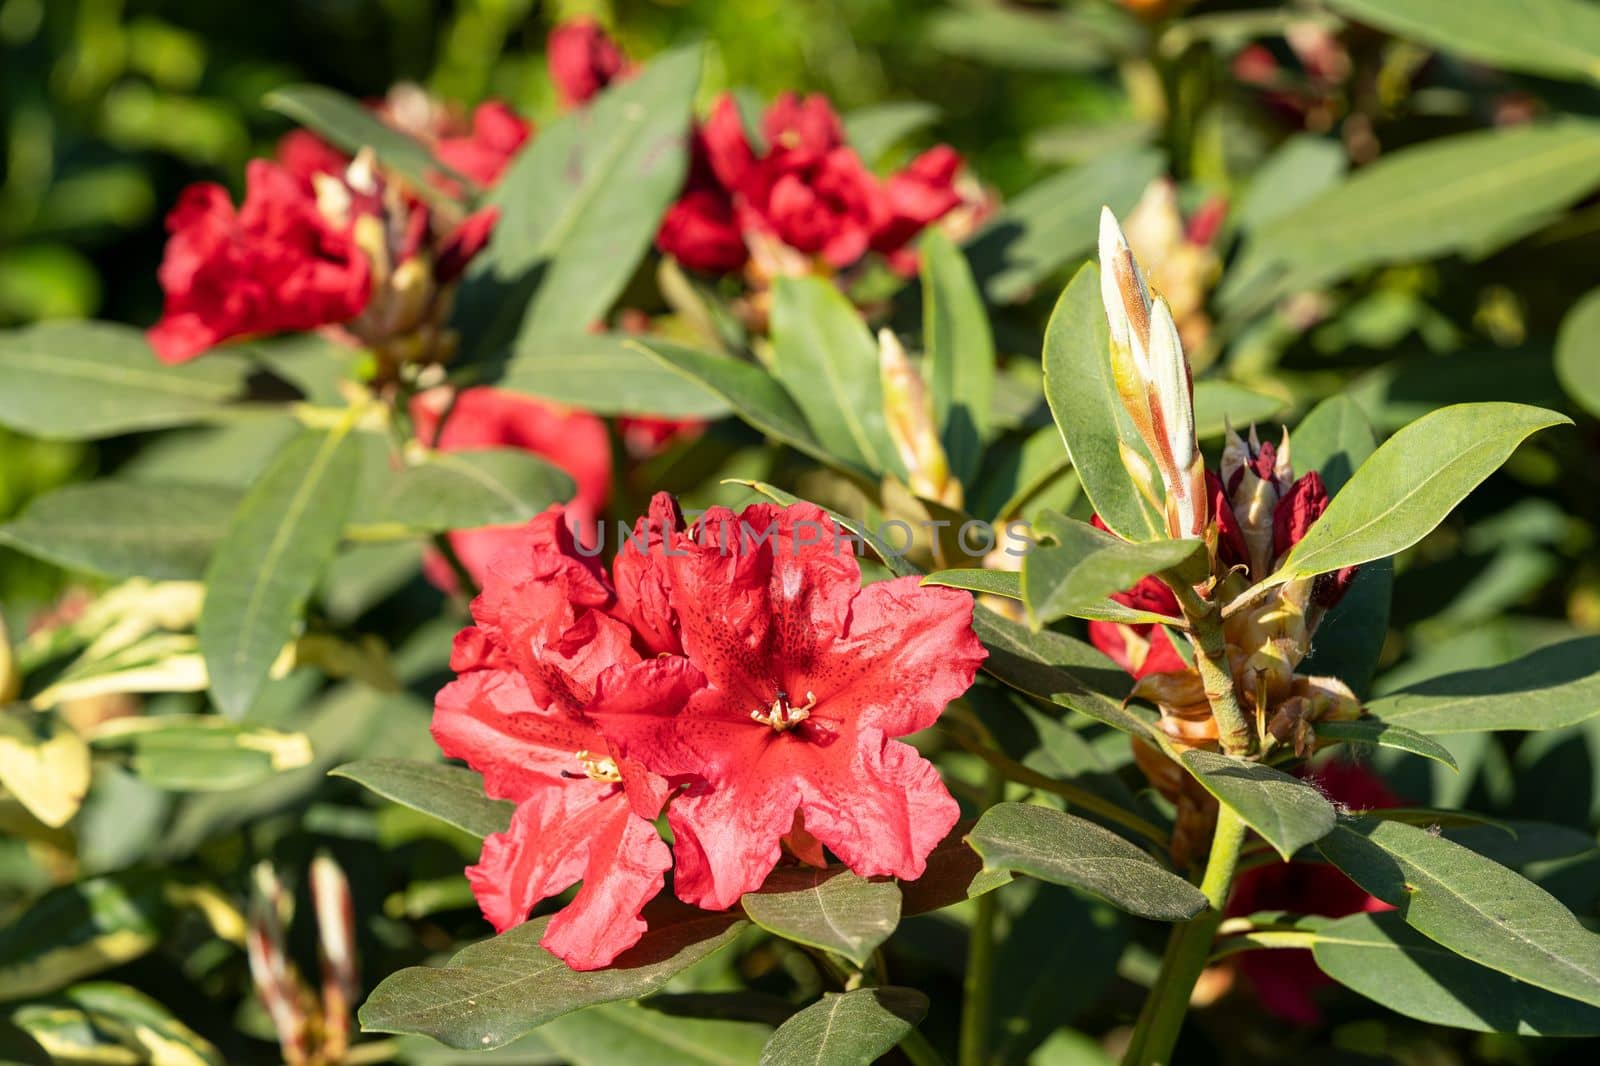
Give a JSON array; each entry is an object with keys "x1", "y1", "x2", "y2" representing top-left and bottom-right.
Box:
[
  {"x1": 700, "y1": 96, "x2": 757, "y2": 191},
  {"x1": 872, "y1": 145, "x2": 966, "y2": 274},
  {"x1": 1271, "y1": 471, "x2": 1356, "y2": 607},
  {"x1": 755, "y1": 147, "x2": 888, "y2": 268},
  {"x1": 1228, "y1": 759, "x2": 1399, "y2": 1023},
  {"x1": 148, "y1": 160, "x2": 371, "y2": 364},
  {"x1": 1208, "y1": 470, "x2": 1251, "y2": 574},
  {"x1": 1086, "y1": 514, "x2": 1186, "y2": 679},
  {"x1": 410, "y1": 388, "x2": 613, "y2": 587},
  {"x1": 434, "y1": 207, "x2": 499, "y2": 284},
  {"x1": 433, "y1": 510, "x2": 702, "y2": 969},
  {"x1": 657, "y1": 187, "x2": 748, "y2": 274},
  {"x1": 593, "y1": 502, "x2": 985, "y2": 909},
  {"x1": 548, "y1": 17, "x2": 633, "y2": 110},
  {"x1": 276, "y1": 129, "x2": 351, "y2": 189},
  {"x1": 761, "y1": 92, "x2": 846, "y2": 164},
  {"x1": 435, "y1": 101, "x2": 532, "y2": 187}
]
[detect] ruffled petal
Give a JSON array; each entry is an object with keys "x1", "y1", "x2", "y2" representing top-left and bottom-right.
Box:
[
  {"x1": 540, "y1": 796, "x2": 672, "y2": 970},
  {"x1": 667, "y1": 773, "x2": 800, "y2": 910}
]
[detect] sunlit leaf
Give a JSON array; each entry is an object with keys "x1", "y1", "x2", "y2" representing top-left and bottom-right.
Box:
[
  {"x1": 741, "y1": 867, "x2": 901, "y2": 968},
  {"x1": 1327, "y1": 0, "x2": 1600, "y2": 84},
  {"x1": 1021, "y1": 511, "x2": 1199, "y2": 628},
  {"x1": 758, "y1": 988, "x2": 927, "y2": 1066},
  {"x1": 1180, "y1": 750, "x2": 1337, "y2": 861},
  {"x1": 922, "y1": 228, "x2": 995, "y2": 487},
  {"x1": 1366, "y1": 636, "x2": 1600, "y2": 733},
  {"x1": 333, "y1": 757, "x2": 514, "y2": 839}
]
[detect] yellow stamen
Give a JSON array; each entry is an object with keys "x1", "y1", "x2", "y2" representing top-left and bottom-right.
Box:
[
  {"x1": 574, "y1": 749, "x2": 621, "y2": 783},
  {"x1": 750, "y1": 690, "x2": 817, "y2": 732}
]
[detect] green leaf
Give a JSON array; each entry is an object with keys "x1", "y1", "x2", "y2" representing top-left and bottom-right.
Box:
[
  {"x1": 89, "y1": 716, "x2": 313, "y2": 792},
  {"x1": 968, "y1": 803, "x2": 1206, "y2": 920},
  {"x1": 198, "y1": 427, "x2": 361, "y2": 718},
  {"x1": 898, "y1": 824, "x2": 1013, "y2": 916},
  {"x1": 1315, "y1": 719, "x2": 1459, "y2": 772},
  {"x1": 1180, "y1": 749, "x2": 1337, "y2": 861},
  {"x1": 1318, "y1": 816, "x2": 1600, "y2": 1009},
  {"x1": 922, "y1": 228, "x2": 995, "y2": 487},
  {"x1": 1190, "y1": 381, "x2": 1285, "y2": 440},
  {"x1": 0, "y1": 709, "x2": 92, "y2": 829},
  {"x1": 842, "y1": 102, "x2": 939, "y2": 163},
  {"x1": 0, "y1": 321, "x2": 251, "y2": 440},
  {"x1": 263, "y1": 84, "x2": 471, "y2": 200},
  {"x1": 1365, "y1": 636, "x2": 1600, "y2": 733},
  {"x1": 968, "y1": 147, "x2": 1165, "y2": 305},
  {"x1": 740, "y1": 867, "x2": 901, "y2": 968},
  {"x1": 1556, "y1": 287, "x2": 1600, "y2": 418},
  {"x1": 769, "y1": 276, "x2": 903, "y2": 478},
  {"x1": 358, "y1": 903, "x2": 746, "y2": 1050},
  {"x1": 922, "y1": 568, "x2": 1020, "y2": 599},
  {"x1": 350, "y1": 448, "x2": 574, "y2": 536},
  {"x1": 1022, "y1": 511, "x2": 1199, "y2": 628},
  {"x1": 972, "y1": 609, "x2": 1152, "y2": 737},
  {"x1": 1223, "y1": 123, "x2": 1600, "y2": 311},
  {"x1": 640, "y1": 340, "x2": 837, "y2": 471},
  {"x1": 758, "y1": 988, "x2": 927, "y2": 1066},
  {"x1": 20, "y1": 982, "x2": 224, "y2": 1066},
  {"x1": 539, "y1": 1003, "x2": 771, "y2": 1065},
  {"x1": 0, "y1": 480, "x2": 240, "y2": 580},
  {"x1": 493, "y1": 333, "x2": 732, "y2": 418},
  {"x1": 1271, "y1": 403, "x2": 1570, "y2": 586},
  {"x1": 457, "y1": 45, "x2": 700, "y2": 354},
  {"x1": 1326, "y1": 0, "x2": 1600, "y2": 84},
  {"x1": 1313, "y1": 911, "x2": 1600, "y2": 1036},
  {"x1": 0, "y1": 874, "x2": 168, "y2": 1002},
  {"x1": 924, "y1": 4, "x2": 1134, "y2": 72},
  {"x1": 1233, "y1": 134, "x2": 1348, "y2": 233},
  {"x1": 1041, "y1": 263, "x2": 1157, "y2": 540},
  {"x1": 332, "y1": 757, "x2": 513, "y2": 838}
]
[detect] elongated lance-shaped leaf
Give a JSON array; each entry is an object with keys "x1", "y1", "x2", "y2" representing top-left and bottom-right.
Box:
[
  {"x1": 1265, "y1": 403, "x2": 1569, "y2": 589},
  {"x1": 1180, "y1": 750, "x2": 1337, "y2": 861},
  {"x1": 1555, "y1": 287, "x2": 1600, "y2": 419},
  {"x1": 331, "y1": 758, "x2": 513, "y2": 838},
  {"x1": 1314, "y1": 719, "x2": 1459, "y2": 772},
  {"x1": 1021, "y1": 510, "x2": 1200, "y2": 629},
  {"x1": 199, "y1": 427, "x2": 360, "y2": 718},
  {"x1": 969, "y1": 803, "x2": 1206, "y2": 920},
  {"x1": 1365, "y1": 636, "x2": 1600, "y2": 733},
  {"x1": 1318, "y1": 817, "x2": 1600, "y2": 1010},
  {"x1": 347, "y1": 448, "x2": 574, "y2": 536},
  {"x1": 922, "y1": 228, "x2": 995, "y2": 487},
  {"x1": 972, "y1": 609, "x2": 1153, "y2": 737},
  {"x1": 1326, "y1": 0, "x2": 1600, "y2": 85},
  {"x1": 493, "y1": 332, "x2": 731, "y2": 418},
  {"x1": 740, "y1": 867, "x2": 901, "y2": 968},
  {"x1": 758, "y1": 988, "x2": 928, "y2": 1066}
]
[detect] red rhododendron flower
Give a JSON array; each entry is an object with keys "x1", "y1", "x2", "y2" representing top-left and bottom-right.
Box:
[
  {"x1": 148, "y1": 160, "x2": 371, "y2": 364},
  {"x1": 434, "y1": 101, "x2": 532, "y2": 188},
  {"x1": 1228, "y1": 759, "x2": 1400, "y2": 1023},
  {"x1": 548, "y1": 17, "x2": 633, "y2": 109},
  {"x1": 1086, "y1": 515, "x2": 1186, "y2": 679},
  {"x1": 656, "y1": 187, "x2": 748, "y2": 274},
  {"x1": 593, "y1": 502, "x2": 986, "y2": 910},
  {"x1": 411, "y1": 388, "x2": 613, "y2": 587},
  {"x1": 432, "y1": 510, "x2": 701, "y2": 969},
  {"x1": 276, "y1": 129, "x2": 353, "y2": 189},
  {"x1": 873, "y1": 146, "x2": 965, "y2": 274},
  {"x1": 1272, "y1": 470, "x2": 1355, "y2": 607}
]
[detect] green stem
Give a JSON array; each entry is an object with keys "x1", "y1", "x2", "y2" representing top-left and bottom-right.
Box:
[
  {"x1": 958, "y1": 765, "x2": 1004, "y2": 1066},
  {"x1": 900, "y1": 1025, "x2": 950, "y2": 1066},
  {"x1": 1121, "y1": 803, "x2": 1247, "y2": 1066},
  {"x1": 1163, "y1": 576, "x2": 1257, "y2": 757}
]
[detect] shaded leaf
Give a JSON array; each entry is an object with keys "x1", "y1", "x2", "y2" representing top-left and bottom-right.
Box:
[
  {"x1": 1366, "y1": 636, "x2": 1600, "y2": 733},
  {"x1": 969, "y1": 803, "x2": 1206, "y2": 920},
  {"x1": 0, "y1": 874, "x2": 168, "y2": 1002},
  {"x1": 332, "y1": 758, "x2": 513, "y2": 838},
  {"x1": 897, "y1": 824, "x2": 1013, "y2": 916},
  {"x1": 494, "y1": 333, "x2": 732, "y2": 418},
  {"x1": 1555, "y1": 286, "x2": 1600, "y2": 418},
  {"x1": 1021, "y1": 511, "x2": 1199, "y2": 628},
  {"x1": 741, "y1": 867, "x2": 901, "y2": 968},
  {"x1": 1315, "y1": 719, "x2": 1459, "y2": 772},
  {"x1": 1180, "y1": 750, "x2": 1337, "y2": 861},
  {"x1": 972, "y1": 609, "x2": 1152, "y2": 737},
  {"x1": 922, "y1": 228, "x2": 995, "y2": 487},
  {"x1": 758, "y1": 987, "x2": 927, "y2": 1066},
  {"x1": 539, "y1": 1003, "x2": 770, "y2": 1066}
]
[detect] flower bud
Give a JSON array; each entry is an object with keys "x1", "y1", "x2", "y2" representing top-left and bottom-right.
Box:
[
  {"x1": 248, "y1": 862, "x2": 312, "y2": 1066},
  {"x1": 878, "y1": 329, "x2": 961, "y2": 508},
  {"x1": 311, "y1": 852, "x2": 358, "y2": 1062},
  {"x1": 1223, "y1": 425, "x2": 1293, "y2": 579}
]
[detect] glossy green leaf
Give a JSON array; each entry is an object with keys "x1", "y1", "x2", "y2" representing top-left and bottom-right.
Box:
[
  {"x1": 359, "y1": 904, "x2": 746, "y2": 1050},
  {"x1": 0, "y1": 321, "x2": 251, "y2": 440},
  {"x1": 1180, "y1": 750, "x2": 1337, "y2": 861},
  {"x1": 350, "y1": 448, "x2": 574, "y2": 536},
  {"x1": 971, "y1": 609, "x2": 1152, "y2": 737},
  {"x1": 1366, "y1": 636, "x2": 1600, "y2": 733},
  {"x1": 198, "y1": 427, "x2": 361, "y2": 718},
  {"x1": 922, "y1": 568, "x2": 1021, "y2": 599},
  {"x1": 1555, "y1": 287, "x2": 1600, "y2": 418},
  {"x1": 1315, "y1": 719, "x2": 1459, "y2": 772},
  {"x1": 0, "y1": 874, "x2": 168, "y2": 1002},
  {"x1": 968, "y1": 803, "x2": 1206, "y2": 920},
  {"x1": 0, "y1": 480, "x2": 240, "y2": 580},
  {"x1": 640, "y1": 341, "x2": 836, "y2": 470},
  {"x1": 1022, "y1": 511, "x2": 1199, "y2": 629},
  {"x1": 1224, "y1": 123, "x2": 1600, "y2": 310},
  {"x1": 1190, "y1": 381, "x2": 1285, "y2": 440},
  {"x1": 457, "y1": 45, "x2": 700, "y2": 352},
  {"x1": 1326, "y1": 0, "x2": 1600, "y2": 84},
  {"x1": 90, "y1": 716, "x2": 313, "y2": 792},
  {"x1": 1313, "y1": 911, "x2": 1600, "y2": 1036},
  {"x1": 758, "y1": 988, "x2": 927, "y2": 1066},
  {"x1": 332, "y1": 757, "x2": 513, "y2": 838},
  {"x1": 922, "y1": 228, "x2": 995, "y2": 487},
  {"x1": 969, "y1": 147, "x2": 1165, "y2": 304},
  {"x1": 770, "y1": 276, "x2": 903, "y2": 478},
  {"x1": 493, "y1": 333, "x2": 732, "y2": 418},
  {"x1": 1041, "y1": 262, "x2": 1157, "y2": 540},
  {"x1": 264, "y1": 84, "x2": 471, "y2": 199},
  {"x1": 1271, "y1": 403, "x2": 1570, "y2": 586},
  {"x1": 1318, "y1": 816, "x2": 1600, "y2": 1009},
  {"x1": 842, "y1": 102, "x2": 939, "y2": 163},
  {"x1": 741, "y1": 867, "x2": 901, "y2": 968}
]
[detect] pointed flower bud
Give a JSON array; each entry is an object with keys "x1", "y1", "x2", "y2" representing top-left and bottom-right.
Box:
[
  {"x1": 878, "y1": 328, "x2": 961, "y2": 508},
  {"x1": 1223, "y1": 425, "x2": 1293, "y2": 579},
  {"x1": 311, "y1": 852, "x2": 358, "y2": 1062},
  {"x1": 1098, "y1": 207, "x2": 1205, "y2": 539}
]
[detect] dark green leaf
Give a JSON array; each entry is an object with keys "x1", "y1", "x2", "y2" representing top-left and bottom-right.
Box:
[
  {"x1": 973, "y1": 608, "x2": 1151, "y2": 736},
  {"x1": 0, "y1": 874, "x2": 167, "y2": 1002},
  {"x1": 350, "y1": 448, "x2": 574, "y2": 536},
  {"x1": 758, "y1": 988, "x2": 927, "y2": 1066},
  {"x1": 0, "y1": 481, "x2": 234, "y2": 580},
  {"x1": 493, "y1": 333, "x2": 732, "y2": 418},
  {"x1": 898, "y1": 824, "x2": 1013, "y2": 916},
  {"x1": 922, "y1": 228, "x2": 995, "y2": 487},
  {"x1": 1556, "y1": 287, "x2": 1600, "y2": 418},
  {"x1": 359, "y1": 903, "x2": 746, "y2": 1050},
  {"x1": 741, "y1": 867, "x2": 901, "y2": 968},
  {"x1": 1022, "y1": 511, "x2": 1199, "y2": 628},
  {"x1": 1313, "y1": 911, "x2": 1600, "y2": 1036},
  {"x1": 332, "y1": 758, "x2": 512, "y2": 838},
  {"x1": 1326, "y1": 0, "x2": 1600, "y2": 84},
  {"x1": 0, "y1": 321, "x2": 251, "y2": 440},
  {"x1": 1180, "y1": 750, "x2": 1337, "y2": 861},
  {"x1": 968, "y1": 803, "x2": 1206, "y2": 920},
  {"x1": 1318, "y1": 817, "x2": 1600, "y2": 1009},
  {"x1": 538, "y1": 1003, "x2": 770, "y2": 1065},
  {"x1": 1366, "y1": 636, "x2": 1600, "y2": 733},
  {"x1": 1315, "y1": 719, "x2": 1459, "y2": 771},
  {"x1": 198, "y1": 427, "x2": 361, "y2": 718}
]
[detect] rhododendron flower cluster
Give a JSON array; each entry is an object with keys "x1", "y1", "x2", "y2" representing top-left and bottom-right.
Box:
[{"x1": 432, "y1": 495, "x2": 985, "y2": 969}]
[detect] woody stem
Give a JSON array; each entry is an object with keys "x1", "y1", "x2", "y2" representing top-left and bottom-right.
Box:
[
  {"x1": 1162, "y1": 575, "x2": 1257, "y2": 758},
  {"x1": 958, "y1": 763, "x2": 1004, "y2": 1066}
]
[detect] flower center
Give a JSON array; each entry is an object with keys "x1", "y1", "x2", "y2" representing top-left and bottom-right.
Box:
[
  {"x1": 750, "y1": 689, "x2": 816, "y2": 732},
  {"x1": 573, "y1": 749, "x2": 621, "y2": 783}
]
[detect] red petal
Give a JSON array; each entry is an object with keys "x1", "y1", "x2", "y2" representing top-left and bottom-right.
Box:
[{"x1": 667, "y1": 773, "x2": 800, "y2": 910}]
